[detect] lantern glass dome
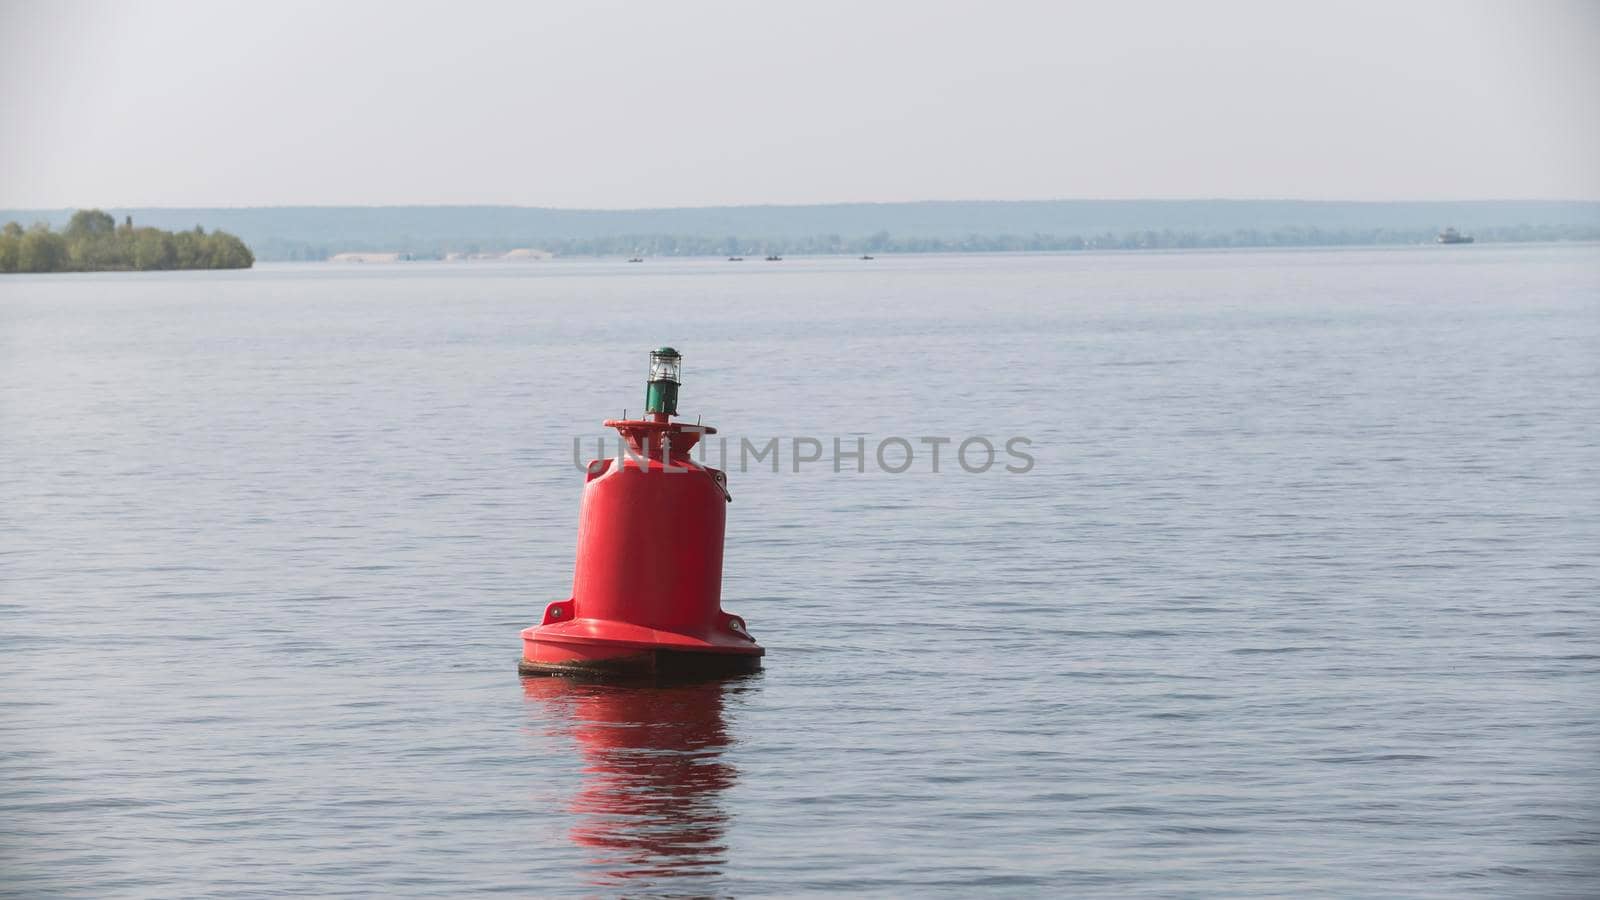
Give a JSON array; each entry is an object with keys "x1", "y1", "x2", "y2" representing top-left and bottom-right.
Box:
[{"x1": 649, "y1": 348, "x2": 682, "y2": 384}]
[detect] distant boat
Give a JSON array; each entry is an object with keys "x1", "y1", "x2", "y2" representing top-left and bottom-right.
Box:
[
  {"x1": 1436, "y1": 228, "x2": 1474, "y2": 245},
  {"x1": 628, "y1": 257, "x2": 644, "y2": 262},
  {"x1": 765, "y1": 254, "x2": 782, "y2": 261},
  {"x1": 728, "y1": 256, "x2": 744, "y2": 261},
  {"x1": 859, "y1": 255, "x2": 874, "y2": 260}
]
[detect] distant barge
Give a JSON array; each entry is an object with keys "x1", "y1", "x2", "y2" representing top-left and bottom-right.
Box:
[{"x1": 1437, "y1": 228, "x2": 1475, "y2": 245}]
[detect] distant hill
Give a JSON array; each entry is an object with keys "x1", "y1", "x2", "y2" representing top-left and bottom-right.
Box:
[{"x1": 2, "y1": 200, "x2": 1596, "y2": 260}]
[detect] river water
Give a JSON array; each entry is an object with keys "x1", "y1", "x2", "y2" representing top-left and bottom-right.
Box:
[{"x1": 2, "y1": 246, "x2": 1597, "y2": 896}]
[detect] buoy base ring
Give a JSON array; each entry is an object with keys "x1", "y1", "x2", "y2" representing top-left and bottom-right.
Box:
[{"x1": 518, "y1": 649, "x2": 762, "y2": 680}]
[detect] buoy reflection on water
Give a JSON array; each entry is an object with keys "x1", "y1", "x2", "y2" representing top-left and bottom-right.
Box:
[{"x1": 521, "y1": 675, "x2": 758, "y2": 887}]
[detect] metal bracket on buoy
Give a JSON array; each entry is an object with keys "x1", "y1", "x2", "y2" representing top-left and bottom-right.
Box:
[{"x1": 707, "y1": 468, "x2": 731, "y2": 502}]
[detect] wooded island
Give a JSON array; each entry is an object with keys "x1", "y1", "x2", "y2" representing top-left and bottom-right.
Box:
[{"x1": 0, "y1": 209, "x2": 253, "y2": 273}]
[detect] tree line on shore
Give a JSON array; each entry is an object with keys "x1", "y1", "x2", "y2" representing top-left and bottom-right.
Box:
[
  {"x1": 249, "y1": 222, "x2": 1600, "y2": 261},
  {"x1": 0, "y1": 210, "x2": 254, "y2": 273},
  {"x1": 534, "y1": 223, "x2": 1599, "y2": 257}
]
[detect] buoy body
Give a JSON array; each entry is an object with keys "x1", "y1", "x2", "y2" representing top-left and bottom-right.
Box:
[{"x1": 520, "y1": 385, "x2": 764, "y2": 677}]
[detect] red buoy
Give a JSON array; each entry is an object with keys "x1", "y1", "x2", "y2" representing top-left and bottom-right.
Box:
[{"x1": 519, "y1": 348, "x2": 764, "y2": 678}]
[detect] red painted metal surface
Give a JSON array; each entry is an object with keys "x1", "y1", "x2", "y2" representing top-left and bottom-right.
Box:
[{"x1": 520, "y1": 412, "x2": 764, "y2": 677}]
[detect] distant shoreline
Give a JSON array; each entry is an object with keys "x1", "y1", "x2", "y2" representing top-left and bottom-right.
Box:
[
  {"x1": 3, "y1": 200, "x2": 1595, "y2": 262},
  {"x1": 298, "y1": 230, "x2": 1595, "y2": 261},
  {"x1": 257, "y1": 240, "x2": 1598, "y2": 266},
  {"x1": 1, "y1": 210, "x2": 253, "y2": 274}
]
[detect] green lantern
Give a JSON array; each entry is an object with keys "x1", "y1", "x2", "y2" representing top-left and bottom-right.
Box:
[{"x1": 645, "y1": 347, "x2": 681, "y2": 416}]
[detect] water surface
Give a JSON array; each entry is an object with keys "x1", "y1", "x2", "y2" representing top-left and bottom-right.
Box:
[{"x1": 2, "y1": 247, "x2": 1597, "y2": 896}]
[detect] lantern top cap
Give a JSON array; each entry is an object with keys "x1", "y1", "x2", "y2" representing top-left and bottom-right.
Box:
[{"x1": 652, "y1": 346, "x2": 680, "y2": 358}]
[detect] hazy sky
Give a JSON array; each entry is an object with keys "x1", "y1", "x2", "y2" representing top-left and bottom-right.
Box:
[{"x1": 2, "y1": 0, "x2": 1597, "y2": 208}]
